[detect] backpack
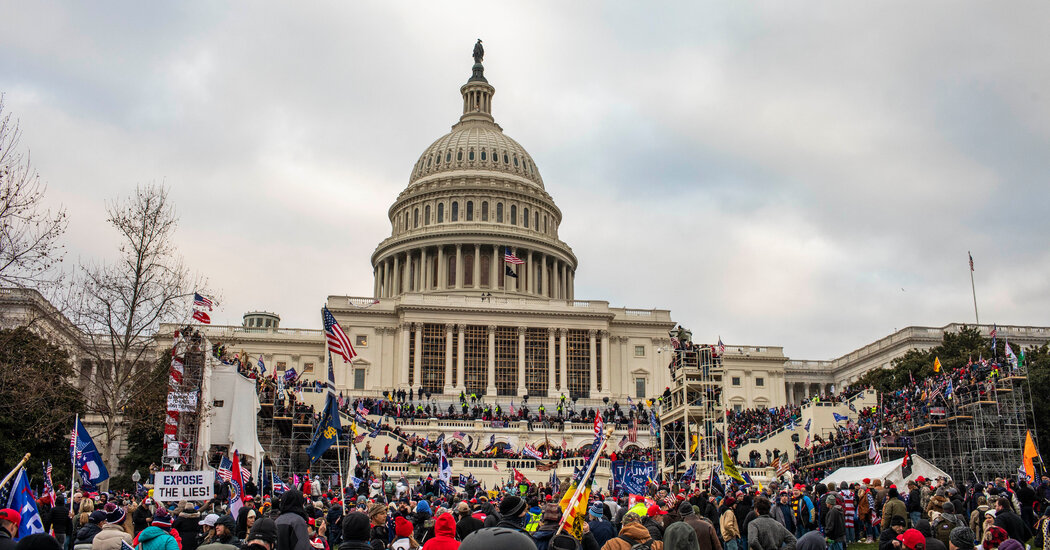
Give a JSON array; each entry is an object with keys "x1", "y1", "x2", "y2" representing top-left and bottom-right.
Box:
[
  {"x1": 1034, "y1": 516, "x2": 1046, "y2": 549},
  {"x1": 618, "y1": 534, "x2": 654, "y2": 550},
  {"x1": 932, "y1": 516, "x2": 955, "y2": 546}
]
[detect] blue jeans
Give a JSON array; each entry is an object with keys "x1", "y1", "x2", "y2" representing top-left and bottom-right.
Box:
[
  {"x1": 909, "y1": 511, "x2": 920, "y2": 527},
  {"x1": 829, "y1": 542, "x2": 844, "y2": 550},
  {"x1": 725, "y1": 538, "x2": 741, "y2": 550},
  {"x1": 795, "y1": 527, "x2": 809, "y2": 538},
  {"x1": 846, "y1": 527, "x2": 855, "y2": 542}
]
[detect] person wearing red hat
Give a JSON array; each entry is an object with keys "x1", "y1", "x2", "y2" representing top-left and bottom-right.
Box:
[
  {"x1": 897, "y1": 528, "x2": 926, "y2": 550},
  {"x1": 390, "y1": 516, "x2": 417, "y2": 550},
  {"x1": 420, "y1": 513, "x2": 458, "y2": 550},
  {"x1": 0, "y1": 509, "x2": 21, "y2": 550},
  {"x1": 643, "y1": 504, "x2": 667, "y2": 542}
]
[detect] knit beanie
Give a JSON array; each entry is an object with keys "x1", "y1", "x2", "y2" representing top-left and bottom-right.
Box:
[
  {"x1": 246, "y1": 518, "x2": 277, "y2": 545},
  {"x1": 342, "y1": 512, "x2": 371, "y2": 542},
  {"x1": 395, "y1": 516, "x2": 414, "y2": 538},
  {"x1": 499, "y1": 496, "x2": 526, "y2": 517},
  {"x1": 949, "y1": 527, "x2": 975, "y2": 550},
  {"x1": 416, "y1": 500, "x2": 431, "y2": 515}
]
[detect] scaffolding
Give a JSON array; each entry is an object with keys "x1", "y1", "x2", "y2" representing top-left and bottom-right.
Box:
[
  {"x1": 165, "y1": 332, "x2": 207, "y2": 470},
  {"x1": 658, "y1": 341, "x2": 723, "y2": 479},
  {"x1": 255, "y1": 381, "x2": 349, "y2": 482},
  {"x1": 792, "y1": 363, "x2": 1036, "y2": 482}
]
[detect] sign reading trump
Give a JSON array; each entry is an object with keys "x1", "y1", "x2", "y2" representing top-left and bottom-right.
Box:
[
  {"x1": 610, "y1": 460, "x2": 656, "y2": 496},
  {"x1": 154, "y1": 470, "x2": 215, "y2": 502}
]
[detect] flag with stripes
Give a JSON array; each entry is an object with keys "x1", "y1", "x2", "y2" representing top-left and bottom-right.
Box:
[
  {"x1": 452, "y1": 431, "x2": 465, "y2": 441},
  {"x1": 323, "y1": 306, "x2": 357, "y2": 363},
  {"x1": 42, "y1": 460, "x2": 56, "y2": 506},
  {"x1": 217, "y1": 455, "x2": 233, "y2": 482},
  {"x1": 868, "y1": 438, "x2": 882, "y2": 464},
  {"x1": 718, "y1": 337, "x2": 725, "y2": 355},
  {"x1": 628, "y1": 419, "x2": 638, "y2": 442},
  {"x1": 504, "y1": 248, "x2": 525, "y2": 264},
  {"x1": 618, "y1": 435, "x2": 628, "y2": 449},
  {"x1": 193, "y1": 292, "x2": 214, "y2": 310}
]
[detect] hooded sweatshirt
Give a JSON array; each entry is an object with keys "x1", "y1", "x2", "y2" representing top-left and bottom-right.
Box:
[
  {"x1": 665, "y1": 522, "x2": 701, "y2": 550},
  {"x1": 420, "y1": 514, "x2": 458, "y2": 550},
  {"x1": 275, "y1": 491, "x2": 312, "y2": 550}
]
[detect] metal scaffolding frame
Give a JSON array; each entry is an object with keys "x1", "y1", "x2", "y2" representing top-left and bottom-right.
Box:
[{"x1": 659, "y1": 344, "x2": 723, "y2": 479}]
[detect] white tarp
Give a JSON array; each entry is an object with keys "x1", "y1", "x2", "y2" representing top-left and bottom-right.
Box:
[
  {"x1": 200, "y1": 357, "x2": 265, "y2": 476},
  {"x1": 820, "y1": 454, "x2": 951, "y2": 487}
]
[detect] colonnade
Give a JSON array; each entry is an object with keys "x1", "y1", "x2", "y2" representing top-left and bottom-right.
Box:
[
  {"x1": 374, "y1": 244, "x2": 574, "y2": 299},
  {"x1": 398, "y1": 323, "x2": 610, "y2": 398},
  {"x1": 785, "y1": 381, "x2": 835, "y2": 404}
]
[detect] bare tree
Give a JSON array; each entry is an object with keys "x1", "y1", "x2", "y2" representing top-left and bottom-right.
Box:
[
  {"x1": 0, "y1": 95, "x2": 67, "y2": 290},
  {"x1": 74, "y1": 184, "x2": 201, "y2": 468}
]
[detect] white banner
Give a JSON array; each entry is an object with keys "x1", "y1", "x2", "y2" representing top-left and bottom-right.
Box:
[
  {"x1": 154, "y1": 470, "x2": 214, "y2": 502},
  {"x1": 167, "y1": 391, "x2": 198, "y2": 412}
]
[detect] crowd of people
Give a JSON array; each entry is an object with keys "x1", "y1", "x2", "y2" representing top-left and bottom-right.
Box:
[{"x1": 10, "y1": 463, "x2": 1050, "y2": 550}]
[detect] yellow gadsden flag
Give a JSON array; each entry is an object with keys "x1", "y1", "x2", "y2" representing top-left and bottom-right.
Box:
[
  {"x1": 690, "y1": 435, "x2": 698, "y2": 455},
  {"x1": 933, "y1": 357, "x2": 942, "y2": 373},
  {"x1": 1024, "y1": 430, "x2": 1040, "y2": 481}
]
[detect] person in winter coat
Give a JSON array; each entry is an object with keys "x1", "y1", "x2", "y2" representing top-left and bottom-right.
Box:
[
  {"x1": 665, "y1": 522, "x2": 701, "y2": 550},
  {"x1": 878, "y1": 516, "x2": 907, "y2": 550},
  {"x1": 968, "y1": 498, "x2": 989, "y2": 544},
  {"x1": 601, "y1": 512, "x2": 664, "y2": 550},
  {"x1": 275, "y1": 490, "x2": 312, "y2": 550},
  {"x1": 991, "y1": 497, "x2": 1030, "y2": 543},
  {"x1": 532, "y1": 503, "x2": 565, "y2": 550},
  {"x1": 135, "y1": 524, "x2": 180, "y2": 550},
  {"x1": 411, "y1": 501, "x2": 435, "y2": 544},
  {"x1": 494, "y1": 497, "x2": 529, "y2": 534},
  {"x1": 882, "y1": 489, "x2": 908, "y2": 529},
  {"x1": 134, "y1": 511, "x2": 182, "y2": 550},
  {"x1": 92, "y1": 506, "x2": 133, "y2": 550},
  {"x1": 197, "y1": 516, "x2": 241, "y2": 550},
  {"x1": 74, "y1": 511, "x2": 107, "y2": 547},
  {"x1": 823, "y1": 496, "x2": 845, "y2": 550},
  {"x1": 171, "y1": 504, "x2": 200, "y2": 550},
  {"x1": 365, "y1": 503, "x2": 387, "y2": 550},
  {"x1": 913, "y1": 520, "x2": 945, "y2": 550},
  {"x1": 452, "y1": 503, "x2": 482, "y2": 541},
  {"x1": 338, "y1": 513, "x2": 372, "y2": 550},
  {"x1": 720, "y1": 499, "x2": 741, "y2": 550},
  {"x1": 420, "y1": 514, "x2": 458, "y2": 550},
  {"x1": 244, "y1": 518, "x2": 278, "y2": 550},
  {"x1": 48, "y1": 497, "x2": 73, "y2": 548},
  {"x1": 680, "y1": 501, "x2": 721, "y2": 550},
  {"x1": 588, "y1": 503, "x2": 617, "y2": 549},
  {"x1": 747, "y1": 498, "x2": 796, "y2": 550},
  {"x1": 389, "y1": 517, "x2": 417, "y2": 550},
  {"x1": 0, "y1": 509, "x2": 21, "y2": 550},
  {"x1": 644, "y1": 505, "x2": 667, "y2": 542}
]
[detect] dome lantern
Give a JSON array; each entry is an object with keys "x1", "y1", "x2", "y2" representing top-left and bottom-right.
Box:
[{"x1": 459, "y1": 64, "x2": 495, "y2": 124}]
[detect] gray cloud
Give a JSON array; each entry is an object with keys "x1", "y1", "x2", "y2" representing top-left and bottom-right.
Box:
[{"x1": 1, "y1": 1, "x2": 1048, "y2": 359}]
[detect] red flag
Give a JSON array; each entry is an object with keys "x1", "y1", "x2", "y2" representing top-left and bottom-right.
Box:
[
  {"x1": 192, "y1": 310, "x2": 211, "y2": 324},
  {"x1": 513, "y1": 468, "x2": 529, "y2": 485},
  {"x1": 229, "y1": 450, "x2": 245, "y2": 515}
]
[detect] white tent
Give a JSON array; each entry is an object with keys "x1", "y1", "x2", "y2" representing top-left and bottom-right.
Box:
[{"x1": 820, "y1": 454, "x2": 950, "y2": 487}]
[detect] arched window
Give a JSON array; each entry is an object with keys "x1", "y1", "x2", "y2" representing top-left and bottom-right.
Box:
[
  {"x1": 469, "y1": 149, "x2": 475, "y2": 161},
  {"x1": 510, "y1": 205, "x2": 517, "y2": 225},
  {"x1": 503, "y1": 152, "x2": 509, "y2": 164},
  {"x1": 435, "y1": 152, "x2": 441, "y2": 165},
  {"x1": 466, "y1": 201, "x2": 474, "y2": 221},
  {"x1": 544, "y1": 215, "x2": 548, "y2": 233},
  {"x1": 414, "y1": 208, "x2": 419, "y2": 228},
  {"x1": 445, "y1": 151, "x2": 451, "y2": 163},
  {"x1": 481, "y1": 150, "x2": 487, "y2": 161},
  {"x1": 496, "y1": 203, "x2": 503, "y2": 223},
  {"x1": 482, "y1": 202, "x2": 489, "y2": 221},
  {"x1": 451, "y1": 202, "x2": 458, "y2": 222},
  {"x1": 437, "y1": 203, "x2": 444, "y2": 223},
  {"x1": 457, "y1": 150, "x2": 463, "y2": 161},
  {"x1": 523, "y1": 207, "x2": 529, "y2": 228},
  {"x1": 513, "y1": 155, "x2": 519, "y2": 167},
  {"x1": 427, "y1": 156, "x2": 432, "y2": 168},
  {"x1": 424, "y1": 205, "x2": 431, "y2": 225},
  {"x1": 534, "y1": 211, "x2": 539, "y2": 230}
]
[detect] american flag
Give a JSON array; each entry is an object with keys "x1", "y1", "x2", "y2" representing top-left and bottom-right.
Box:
[
  {"x1": 628, "y1": 419, "x2": 638, "y2": 442},
  {"x1": 356, "y1": 403, "x2": 369, "y2": 416},
  {"x1": 717, "y1": 337, "x2": 725, "y2": 355},
  {"x1": 593, "y1": 409, "x2": 604, "y2": 439},
  {"x1": 503, "y1": 248, "x2": 524, "y2": 265},
  {"x1": 618, "y1": 435, "x2": 628, "y2": 449},
  {"x1": 193, "y1": 292, "x2": 214, "y2": 310},
  {"x1": 43, "y1": 460, "x2": 56, "y2": 506},
  {"x1": 969, "y1": 252, "x2": 974, "y2": 272},
  {"x1": 217, "y1": 455, "x2": 233, "y2": 482},
  {"x1": 323, "y1": 306, "x2": 357, "y2": 363},
  {"x1": 452, "y1": 431, "x2": 465, "y2": 441}
]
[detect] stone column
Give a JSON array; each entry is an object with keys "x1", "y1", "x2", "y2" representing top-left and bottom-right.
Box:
[
  {"x1": 568, "y1": 270, "x2": 574, "y2": 300},
  {"x1": 561, "y1": 263, "x2": 568, "y2": 301},
  {"x1": 473, "y1": 244, "x2": 481, "y2": 289},
  {"x1": 618, "y1": 336, "x2": 629, "y2": 396},
  {"x1": 400, "y1": 324, "x2": 411, "y2": 386},
  {"x1": 491, "y1": 245, "x2": 499, "y2": 290},
  {"x1": 588, "y1": 329, "x2": 598, "y2": 397},
  {"x1": 437, "y1": 246, "x2": 446, "y2": 290},
  {"x1": 540, "y1": 254, "x2": 547, "y2": 297},
  {"x1": 600, "y1": 330, "x2": 610, "y2": 395},
  {"x1": 547, "y1": 327, "x2": 556, "y2": 396},
  {"x1": 456, "y1": 324, "x2": 466, "y2": 392},
  {"x1": 455, "y1": 244, "x2": 463, "y2": 289},
  {"x1": 552, "y1": 260, "x2": 560, "y2": 299},
  {"x1": 486, "y1": 325, "x2": 497, "y2": 396},
  {"x1": 559, "y1": 329, "x2": 568, "y2": 394},
  {"x1": 423, "y1": 248, "x2": 431, "y2": 290},
  {"x1": 786, "y1": 382, "x2": 793, "y2": 405},
  {"x1": 526, "y1": 250, "x2": 534, "y2": 294},
  {"x1": 517, "y1": 326, "x2": 527, "y2": 395},
  {"x1": 510, "y1": 247, "x2": 518, "y2": 292},
  {"x1": 393, "y1": 255, "x2": 401, "y2": 296},
  {"x1": 373, "y1": 266, "x2": 379, "y2": 297},
  {"x1": 413, "y1": 323, "x2": 423, "y2": 390},
  {"x1": 403, "y1": 252, "x2": 411, "y2": 293},
  {"x1": 444, "y1": 323, "x2": 454, "y2": 394}
]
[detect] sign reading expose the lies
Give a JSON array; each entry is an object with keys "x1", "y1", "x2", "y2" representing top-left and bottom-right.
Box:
[{"x1": 154, "y1": 470, "x2": 215, "y2": 501}]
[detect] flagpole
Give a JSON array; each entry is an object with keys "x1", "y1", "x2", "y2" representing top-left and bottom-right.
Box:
[
  {"x1": 969, "y1": 251, "x2": 979, "y2": 325},
  {"x1": 0, "y1": 453, "x2": 31, "y2": 491},
  {"x1": 70, "y1": 413, "x2": 79, "y2": 502},
  {"x1": 553, "y1": 426, "x2": 612, "y2": 537}
]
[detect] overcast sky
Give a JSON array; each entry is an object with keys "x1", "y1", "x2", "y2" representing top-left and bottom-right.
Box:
[{"x1": 2, "y1": 2, "x2": 1048, "y2": 359}]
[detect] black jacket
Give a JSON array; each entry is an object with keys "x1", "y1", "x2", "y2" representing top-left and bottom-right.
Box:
[
  {"x1": 49, "y1": 505, "x2": 73, "y2": 535},
  {"x1": 994, "y1": 509, "x2": 1032, "y2": 542},
  {"x1": 73, "y1": 523, "x2": 102, "y2": 545},
  {"x1": 0, "y1": 529, "x2": 17, "y2": 550}
]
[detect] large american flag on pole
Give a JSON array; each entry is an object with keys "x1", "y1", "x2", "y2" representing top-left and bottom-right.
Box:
[
  {"x1": 323, "y1": 306, "x2": 357, "y2": 363},
  {"x1": 504, "y1": 248, "x2": 525, "y2": 265},
  {"x1": 217, "y1": 455, "x2": 233, "y2": 482}
]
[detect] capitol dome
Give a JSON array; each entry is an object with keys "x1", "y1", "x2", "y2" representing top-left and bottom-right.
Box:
[{"x1": 371, "y1": 58, "x2": 577, "y2": 300}]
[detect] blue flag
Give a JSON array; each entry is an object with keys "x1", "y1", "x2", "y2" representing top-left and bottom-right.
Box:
[
  {"x1": 71, "y1": 417, "x2": 109, "y2": 486},
  {"x1": 804, "y1": 419, "x2": 811, "y2": 432},
  {"x1": 833, "y1": 413, "x2": 849, "y2": 422},
  {"x1": 709, "y1": 467, "x2": 725, "y2": 496},
  {"x1": 6, "y1": 469, "x2": 44, "y2": 539},
  {"x1": 306, "y1": 393, "x2": 342, "y2": 462}
]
